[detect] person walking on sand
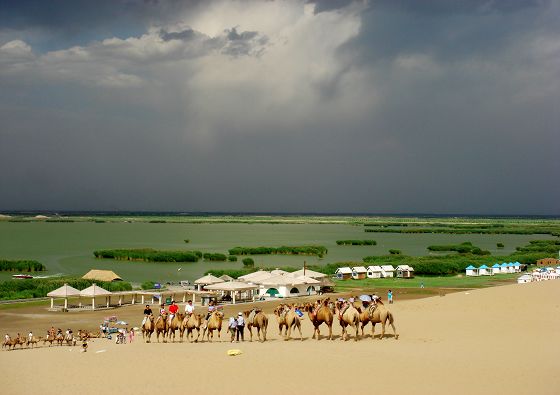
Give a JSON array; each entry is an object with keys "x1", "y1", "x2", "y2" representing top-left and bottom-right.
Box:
[
  {"x1": 388, "y1": 290, "x2": 393, "y2": 304},
  {"x1": 128, "y1": 328, "x2": 135, "y2": 343},
  {"x1": 236, "y1": 312, "x2": 245, "y2": 342},
  {"x1": 228, "y1": 316, "x2": 238, "y2": 343}
]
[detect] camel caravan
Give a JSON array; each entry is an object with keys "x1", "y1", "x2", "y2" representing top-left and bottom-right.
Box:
[
  {"x1": 3, "y1": 298, "x2": 397, "y2": 351},
  {"x1": 140, "y1": 297, "x2": 397, "y2": 344},
  {"x1": 3, "y1": 328, "x2": 101, "y2": 351}
]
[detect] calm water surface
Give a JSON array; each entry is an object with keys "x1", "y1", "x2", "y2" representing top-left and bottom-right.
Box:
[{"x1": 0, "y1": 222, "x2": 552, "y2": 284}]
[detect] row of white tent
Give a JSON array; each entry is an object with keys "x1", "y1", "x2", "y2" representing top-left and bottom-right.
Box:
[
  {"x1": 518, "y1": 267, "x2": 560, "y2": 283},
  {"x1": 335, "y1": 265, "x2": 415, "y2": 280},
  {"x1": 47, "y1": 283, "x2": 113, "y2": 309},
  {"x1": 193, "y1": 268, "x2": 330, "y2": 299},
  {"x1": 465, "y1": 262, "x2": 522, "y2": 276}
]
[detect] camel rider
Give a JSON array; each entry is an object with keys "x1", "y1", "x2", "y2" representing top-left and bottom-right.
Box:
[
  {"x1": 5, "y1": 333, "x2": 10, "y2": 342},
  {"x1": 185, "y1": 300, "x2": 194, "y2": 316},
  {"x1": 159, "y1": 303, "x2": 166, "y2": 316},
  {"x1": 206, "y1": 300, "x2": 217, "y2": 321},
  {"x1": 168, "y1": 300, "x2": 179, "y2": 324},
  {"x1": 371, "y1": 294, "x2": 380, "y2": 305},
  {"x1": 142, "y1": 305, "x2": 152, "y2": 326},
  {"x1": 28, "y1": 331, "x2": 33, "y2": 342}
]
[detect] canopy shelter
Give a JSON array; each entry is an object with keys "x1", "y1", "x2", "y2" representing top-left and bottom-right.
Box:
[
  {"x1": 219, "y1": 274, "x2": 235, "y2": 282},
  {"x1": 204, "y1": 281, "x2": 259, "y2": 304},
  {"x1": 47, "y1": 283, "x2": 81, "y2": 310},
  {"x1": 288, "y1": 268, "x2": 327, "y2": 279},
  {"x1": 80, "y1": 284, "x2": 112, "y2": 310},
  {"x1": 237, "y1": 270, "x2": 271, "y2": 282},
  {"x1": 194, "y1": 274, "x2": 224, "y2": 290},
  {"x1": 82, "y1": 269, "x2": 122, "y2": 282}
]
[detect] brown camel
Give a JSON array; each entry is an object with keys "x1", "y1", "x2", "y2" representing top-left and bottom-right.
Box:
[
  {"x1": 244, "y1": 309, "x2": 268, "y2": 342},
  {"x1": 358, "y1": 309, "x2": 371, "y2": 336},
  {"x1": 167, "y1": 312, "x2": 185, "y2": 343},
  {"x1": 336, "y1": 302, "x2": 360, "y2": 341},
  {"x1": 274, "y1": 305, "x2": 302, "y2": 341},
  {"x1": 42, "y1": 333, "x2": 56, "y2": 347},
  {"x1": 307, "y1": 300, "x2": 334, "y2": 340},
  {"x1": 27, "y1": 336, "x2": 42, "y2": 348},
  {"x1": 2, "y1": 335, "x2": 12, "y2": 350},
  {"x1": 9, "y1": 334, "x2": 26, "y2": 350},
  {"x1": 142, "y1": 314, "x2": 155, "y2": 343},
  {"x1": 182, "y1": 313, "x2": 203, "y2": 343},
  {"x1": 202, "y1": 311, "x2": 223, "y2": 342},
  {"x1": 367, "y1": 301, "x2": 398, "y2": 340},
  {"x1": 154, "y1": 312, "x2": 168, "y2": 343}
]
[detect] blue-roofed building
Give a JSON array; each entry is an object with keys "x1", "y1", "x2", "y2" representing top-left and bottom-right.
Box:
[
  {"x1": 500, "y1": 262, "x2": 509, "y2": 274},
  {"x1": 512, "y1": 262, "x2": 521, "y2": 273},
  {"x1": 479, "y1": 264, "x2": 490, "y2": 276},
  {"x1": 490, "y1": 263, "x2": 501, "y2": 275},
  {"x1": 465, "y1": 265, "x2": 478, "y2": 276}
]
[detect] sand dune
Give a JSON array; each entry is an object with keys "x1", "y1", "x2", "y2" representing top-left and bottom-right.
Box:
[{"x1": 1, "y1": 281, "x2": 559, "y2": 395}]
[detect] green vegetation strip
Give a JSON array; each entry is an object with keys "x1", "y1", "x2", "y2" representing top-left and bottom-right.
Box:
[
  {"x1": 0, "y1": 259, "x2": 45, "y2": 272},
  {"x1": 94, "y1": 248, "x2": 203, "y2": 262},
  {"x1": 427, "y1": 242, "x2": 490, "y2": 255},
  {"x1": 228, "y1": 245, "x2": 328, "y2": 257},
  {"x1": 0, "y1": 277, "x2": 132, "y2": 300},
  {"x1": 336, "y1": 240, "x2": 377, "y2": 246},
  {"x1": 365, "y1": 223, "x2": 560, "y2": 236}
]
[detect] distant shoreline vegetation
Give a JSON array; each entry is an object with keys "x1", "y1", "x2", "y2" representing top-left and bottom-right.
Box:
[
  {"x1": 93, "y1": 249, "x2": 203, "y2": 262},
  {"x1": 0, "y1": 260, "x2": 46, "y2": 272},
  {"x1": 336, "y1": 240, "x2": 377, "y2": 246},
  {"x1": 427, "y1": 242, "x2": 490, "y2": 255},
  {"x1": 364, "y1": 223, "x2": 560, "y2": 236},
  {"x1": 228, "y1": 245, "x2": 328, "y2": 258}
]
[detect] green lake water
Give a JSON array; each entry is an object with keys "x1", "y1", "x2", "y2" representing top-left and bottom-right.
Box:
[{"x1": 0, "y1": 222, "x2": 553, "y2": 285}]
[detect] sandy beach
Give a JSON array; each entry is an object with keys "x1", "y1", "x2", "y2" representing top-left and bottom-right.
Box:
[{"x1": 1, "y1": 281, "x2": 559, "y2": 395}]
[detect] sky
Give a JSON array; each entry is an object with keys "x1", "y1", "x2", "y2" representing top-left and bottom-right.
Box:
[{"x1": 0, "y1": 0, "x2": 559, "y2": 215}]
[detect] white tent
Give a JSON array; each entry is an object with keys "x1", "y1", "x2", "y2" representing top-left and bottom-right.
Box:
[
  {"x1": 238, "y1": 270, "x2": 271, "y2": 282},
  {"x1": 259, "y1": 275, "x2": 320, "y2": 297},
  {"x1": 47, "y1": 283, "x2": 81, "y2": 309},
  {"x1": 80, "y1": 284, "x2": 112, "y2": 310},
  {"x1": 194, "y1": 274, "x2": 224, "y2": 290},
  {"x1": 204, "y1": 281, "x2": 259, "y2": 304},
  {"x1": 288, "y1": 268, "x2": 327, "y2": 279}
]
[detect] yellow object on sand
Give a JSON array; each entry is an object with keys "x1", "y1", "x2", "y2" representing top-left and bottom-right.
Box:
[{"x1": 227, "y1": 349, "x2": 242, "y2": 356}]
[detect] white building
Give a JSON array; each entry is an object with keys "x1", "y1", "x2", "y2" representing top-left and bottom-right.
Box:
[
  {"x1": 335, "y1": 267, "x2": 353, "y2": 280},
  {"x1": 351, "y1": 266, "x2": 368, "y2": 280},
  {"x1": 381, "y1": 265, "x2": 395, "y2": 278},
  {"x1": 465, "y1": 265, "x2": 478, "y2": 276},
  {"x1": 366, "y1": 265, "x2": 383, "y2": 279},
  {"x1": 396, "y1": 265, "x2": 414, "y2": 278},
  {"x1": 478, "y1": 265, "x2": 490, "y2": 276},
  {"x1": 258, "y1": 275, "x2": 320, "y2": 298},
  {"x1": 517, "y1": 274, "x2": 532, "y2": 284}
]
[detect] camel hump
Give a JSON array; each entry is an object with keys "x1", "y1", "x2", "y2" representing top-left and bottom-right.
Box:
[{"x1": 248, "y1": 310, "x2": 257, "y2": 325}]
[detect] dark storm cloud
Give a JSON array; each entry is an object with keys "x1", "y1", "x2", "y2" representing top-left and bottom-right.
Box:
[{"x1": 0, "y1": 0, "x2": 558, "y2": 215}]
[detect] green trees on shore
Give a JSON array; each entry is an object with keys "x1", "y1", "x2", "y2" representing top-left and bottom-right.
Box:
[
  {"x1": 0, "y1": 260, "x2": 45, "y2": 272},
  {"x1": 427, "y1": 242, "x2": 490, "y2": 255},
  {"x1": 93, "y1": 249, "x2": 203, "y2": 262},
  {"x1": 228, "y1": 245, "x2": 327, "y2": 257},
  {"x1": 336, "y1": 240, "x2": 377, "y2": 246}
]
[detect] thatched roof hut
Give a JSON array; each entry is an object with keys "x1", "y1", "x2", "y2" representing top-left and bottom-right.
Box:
[{"x1": 82, "y1": 269, "x2": 122, "y2": 282}]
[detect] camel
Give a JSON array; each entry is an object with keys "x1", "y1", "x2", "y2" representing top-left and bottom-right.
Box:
[
  {"x1": 55, "y1": 332, "x2": 64, "y2": 346},
  {"x1": 358, "y1": 309, "x2": 371, "y2": 336},
  {"x1": 42, "y1": 333, "x2": 56, "y2": 347},
  {"x1": 336, "y1": 301, "x2": 360, "y2": 341},
  {"x1": 182, "y1": 313, "x2": 203, "y2": 343},
  {"x1": 244, "y1": 309, "x2": 268, "y2": 342},
  {"x1": 64, "y1": 333, "x2": 77, "y2": 346},
  {"x1": 154, "y1": 312, "x2": 168, "y2": 343},
  {"x1": 2, "y1": 335, "x2": 12, "y2": 350},
  {"x1": 201, "y1": 311, "x2": 223, "y2": 342},
  {"x1": 367, "y1": 301, "x2": 398, "y2": 340},
  {"x1": 27, "y1": 336, "x2": 42, "y2": 348},
  {"x1": 142, "y1": 314, "x2": 155, "y2": 343},
  {"x1": 274, "y1": 305, "x2": 302, "y2": 341},
  {"x1": 167, "y1": 312, "x2": 184, "y2": 343},
  {"x1": 8, "y1": 334, "x2": 25, "y2": 350},
  {"x1": 307, "y1": 300, "x2": 334, "y2": 340}
]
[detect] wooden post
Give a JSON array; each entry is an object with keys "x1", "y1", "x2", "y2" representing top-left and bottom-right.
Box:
[
  {"x1": 233, "y1": 291, "x2": 236, "y2": 305},
  {"x1": 106, "y1": 296, "x2": 109, "y2": 308},
  {"x1": 92, "y1": 297, "x2": 95, "y2": 310},
  {"x1": 64, "y1": 298, "x2": 67, "y2": 309},
  {"x1": 118, "y1": 295, "x2": 123, "y2": 306},
  {"x1": 132, "y1": 293, "x2": 136, "y2": 305},
  {"x1": 182, "y1": 292, "x2": 186, "y2": 303},
  {"x1": 141, "y1": 294, "x2": 144, "y2": 304},
  {"x1": 51, "y1": 298, "x2": 54, "y2": 309}
]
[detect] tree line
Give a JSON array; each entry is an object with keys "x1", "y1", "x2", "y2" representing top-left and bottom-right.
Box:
[{"x1": 0, "y1": 260, "x2": 45, "y2": 272}]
